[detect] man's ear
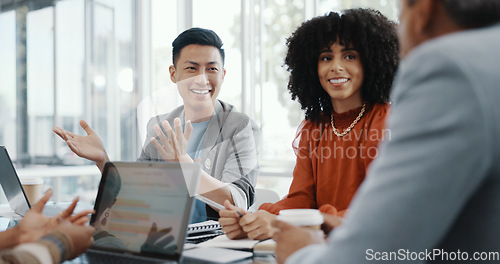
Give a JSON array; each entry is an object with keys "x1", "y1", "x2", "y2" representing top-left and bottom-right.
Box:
[{"x1": 169, "y1": 65, "x2": 177, "y2": 83}]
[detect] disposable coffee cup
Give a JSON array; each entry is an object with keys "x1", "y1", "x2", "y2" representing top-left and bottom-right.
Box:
[
  {"x1": 20, "y1": 177, "x2": 43, "y2": 205},
  {"x1": 276, "y1": 209, "x2": 324, "y2": 230}
]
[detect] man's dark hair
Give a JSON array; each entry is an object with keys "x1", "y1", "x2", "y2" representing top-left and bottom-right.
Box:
[
  {"x1": 409, "y1": 0, "x2": 500, "y2": 28},
  {"x1": 172, "y1": 27, "x2": 225, "y2": 67},
  {"x1": 285, "y1": 8, "x2": 399, "y2": 122}
]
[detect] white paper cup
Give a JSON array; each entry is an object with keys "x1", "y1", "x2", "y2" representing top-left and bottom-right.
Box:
[
  {"x1": 20, "y1": 177, "x2": 43, "y2": 205},
  {"x1": 276, "y1": 209, "x2": 324, "y2": 230}
]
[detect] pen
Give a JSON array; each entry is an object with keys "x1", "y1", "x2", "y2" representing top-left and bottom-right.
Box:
[{"x1": 195, "y1": 195, "x2": 244, "y2": 218}]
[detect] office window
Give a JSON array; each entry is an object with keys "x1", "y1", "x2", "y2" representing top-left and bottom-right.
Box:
[
  {"x1": 192, "y1": 0, "x2": 242, "y2": 112},
  {"x1": 0, "y1": 11, "x2": 16, "y2": 157},
  {"x1": 0, "y1": 0, "x2": 400, "y2": 202},
  {"x1": 259, "y1": 0, "x2": 305, "y2": 162},
  {"x1": 27, "y1": 7, "x2": 55, "y2": 158},
  {"x1": 90, "y1": 0, "x2": 136, "y2": 162},
  {"x1": 54, "y1": 0, "x2": 85, "y2": 165},
  {"x1": 151, "y1": 0, "x2": 177, "y2": 93},
  {"x1": 138, "y1": 0, "x2": 179, "y2": 146},
  {"x1": 0, "y1": 0, "x2": 137, "y2": 204},
  {"x1": 319, "y1": 0, "x2": 399, "y2": 21}
]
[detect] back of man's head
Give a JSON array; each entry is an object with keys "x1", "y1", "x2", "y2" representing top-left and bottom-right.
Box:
[
  {"x1": 409, "y1": 0, "x2": 500, "y2": 29},
  {"x1": 172, "y1": 27, "x2": 225, "y2": 67}
]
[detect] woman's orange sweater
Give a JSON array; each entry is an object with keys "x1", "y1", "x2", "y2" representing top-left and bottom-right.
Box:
[{"x1": 259, "y1": 103, "x2": 389, "y2": 216}]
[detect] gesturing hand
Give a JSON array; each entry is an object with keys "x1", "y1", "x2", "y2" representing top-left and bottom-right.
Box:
[
  {"x1": 17, "y1": 189, "x2": 94, "y2": 245},
  {"x1": 150, "y1": 118, "x2": 192, "y2": 161},
  {"x1": 53, "y1": 120, "x2": 109, "y2": 171},
  {"x1": 56, "y1": 196, "x2": 94, "y2": 226},
  {"x1": 140, "y1": 223, "x2": 176, "y2": 254}
]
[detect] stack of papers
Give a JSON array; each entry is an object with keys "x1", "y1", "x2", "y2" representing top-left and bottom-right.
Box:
[
  {"x1": 196, "y1": 234, "x2": 276, "y2": 255},
  {"x1": 183, "y1": 247, "x2": 253, "y2": 264},
  {"x1": 186, "y1": 220, "x2": 223, "y2": 242},
  {"x1": 183, "y1": 235, "x2": 275, "y2": 263},
  {"x1": 196, "y1": 235, "x2": 260, "y2": 250},
  {"x1": 187, "y1": 220, "x2": 221, "y2": 234}
]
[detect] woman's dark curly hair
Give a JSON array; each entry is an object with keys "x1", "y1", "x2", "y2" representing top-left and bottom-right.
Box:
[{"x1": 285, "y1": 8, "x2": 399, "y2": 122}]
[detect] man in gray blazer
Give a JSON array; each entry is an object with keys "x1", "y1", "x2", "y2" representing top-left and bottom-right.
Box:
[
  {"x1": 53, "y1": 28, "x2": 259, "y2": 221},
  {"x1": 273, "y1": 1, "x2": 500, "y2": 263}
]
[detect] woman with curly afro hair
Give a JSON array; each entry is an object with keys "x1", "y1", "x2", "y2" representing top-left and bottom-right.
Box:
[{"x1": 219, "y1": 8, "x2": 399, "y2": 240}]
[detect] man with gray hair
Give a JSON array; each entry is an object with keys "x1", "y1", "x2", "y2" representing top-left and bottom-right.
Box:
[{"x1": 273, "y1": 1, "x2": 500, "y2": 263}]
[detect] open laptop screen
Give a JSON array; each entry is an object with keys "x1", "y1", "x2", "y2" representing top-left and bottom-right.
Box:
[
  {"x1": 90, "y1": 162, "x2": 200, "y2": 260},
  {"x1": 0, "y1": 146, "x2": 30, "y2": 216}
]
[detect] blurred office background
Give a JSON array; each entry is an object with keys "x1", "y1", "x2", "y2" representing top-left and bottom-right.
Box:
[{"x1": 0, "y1": 0, "x2": 397, "y2": 204}]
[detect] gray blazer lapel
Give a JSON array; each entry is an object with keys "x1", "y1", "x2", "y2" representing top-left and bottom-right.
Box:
[{"x1": 199, "y1": 101, "x2": 225, "y2": 166}]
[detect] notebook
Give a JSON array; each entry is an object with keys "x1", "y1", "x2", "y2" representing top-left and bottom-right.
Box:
[
  {"x1": 68, "y1": 161, "x2": 202, "y2": 264},
  {"x1": 196, "y1": 234, "x2": 276, "y2": 256},
  {"x1": 182, "y1": 247, "x2": 253, "y2": 264},
  {"x1": 0, "y1": 146, "x2": 64, "y2": 220},
  {"x1": 186, "y1": 220, "x2": 223, "y2": 242},
  {"x1": 187, "y1": 220, "x2": 221, "y2": 234}
]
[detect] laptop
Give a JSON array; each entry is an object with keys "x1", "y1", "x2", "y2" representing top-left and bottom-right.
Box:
[
  {"x1": 0, "y1": 146, "x2": 64, "y2": 220},
  {"x1": 68, "y1": 161, "x2": 202, "y2": 264}
]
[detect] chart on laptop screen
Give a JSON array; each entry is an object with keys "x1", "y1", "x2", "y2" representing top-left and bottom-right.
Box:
[{"x1": 93, "y1": 164, "x2": 195, "y2": 255}]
